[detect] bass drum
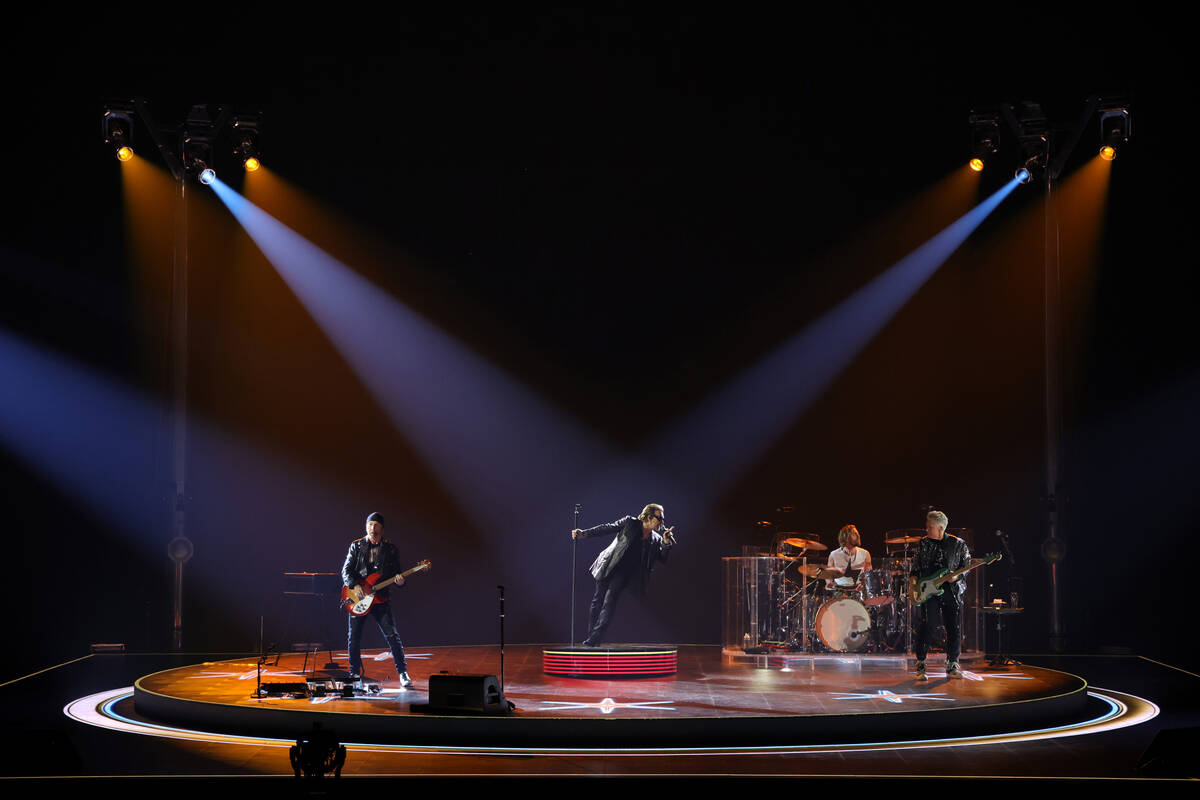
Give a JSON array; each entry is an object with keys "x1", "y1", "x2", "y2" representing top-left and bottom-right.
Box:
[{"x1": 814, "y1": 596, "x2": 872, "y2": 652}]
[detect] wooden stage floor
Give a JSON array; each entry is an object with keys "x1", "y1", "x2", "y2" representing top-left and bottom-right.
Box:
[
  {"x1": 13, "y1": 652, "x2": 1186, "y2": 782},
  {"x1": 130, "y1": 644, "x2": 1091, "y2": 746}
]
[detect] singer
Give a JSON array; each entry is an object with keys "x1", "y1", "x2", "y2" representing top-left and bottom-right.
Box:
[{"x1": 571, "y1": 503, "x2": 676, "y2": 647}]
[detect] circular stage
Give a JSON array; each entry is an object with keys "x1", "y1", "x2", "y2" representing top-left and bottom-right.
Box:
[{"x1": 116, "y1": 644, "x2": 1118, "y2": 749}]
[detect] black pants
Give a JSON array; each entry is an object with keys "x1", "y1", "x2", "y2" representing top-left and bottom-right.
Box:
[
  {"x1": 915, "y1": 591, "x2": 962, "y2": 663},
  {"x1": 585, "y1": 566, "x2": 635, "y2": 645},
  {"x1": 347, "y1": 601, "x2": 408, "y2": 677}
]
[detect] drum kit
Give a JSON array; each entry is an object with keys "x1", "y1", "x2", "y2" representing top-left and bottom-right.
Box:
[{"x1": 764, "y1": 529, "x2": 933, "y2": 654}]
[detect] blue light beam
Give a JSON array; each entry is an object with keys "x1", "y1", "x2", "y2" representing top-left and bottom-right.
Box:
[
  {"x1": 651, "y1": 175, "x2": 1025, "y2": 498},
  {"x1": 206, "y1": 178, "x2": 628, "y2": 602}
]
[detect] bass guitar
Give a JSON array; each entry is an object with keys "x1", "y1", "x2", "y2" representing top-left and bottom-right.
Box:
[
  {"x1": 908, "y1": 552, "x2": 1001, "y2": 605},
  {"x1": 341, "y1": 560, "x2": 432, "y2": 616}
]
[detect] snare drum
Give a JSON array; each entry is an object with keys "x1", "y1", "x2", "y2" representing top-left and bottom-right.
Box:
[{"x1": 814, "y1": 596, "x2": 871, "y2": 652}]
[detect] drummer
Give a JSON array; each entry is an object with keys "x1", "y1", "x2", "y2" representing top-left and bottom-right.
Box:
[{"x1": 825, "y1": 524, "x2": 873, "y2": 590}]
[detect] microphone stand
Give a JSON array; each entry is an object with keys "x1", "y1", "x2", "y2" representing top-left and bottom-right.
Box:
[
  {"x1": 497, "y1": 584, "x2": 506, "y2": 696},
  {"x1": 571, "y1": 503, "x2": 580, "y2": 646}
]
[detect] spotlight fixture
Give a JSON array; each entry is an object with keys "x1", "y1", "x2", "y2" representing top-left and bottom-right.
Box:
[
  {"x1": 1099, "y1": 106, "x2": 1130, "y2": 160},
  {"x1": 231, "y1": 114, "x2": 262, "y2": 172},
  {"x1": 199, "y1": 168, "x2": 216, "y2": 185},
  {"x1": 182, "y1": 131, "x2": 215, "y2": 185},
  {"x1": 968, "y1": 110, "x2": 999, "y2": 172},
  {"x1": 999, "y1": 101, "x2": 1049, "y2": 185},
  {"x1": 102, "y1": 104, "x2": 135, "y2": 162}
]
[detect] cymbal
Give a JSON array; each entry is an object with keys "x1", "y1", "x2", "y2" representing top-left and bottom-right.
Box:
[
  {"x1": 885, "y1": 528, "x2": 925, "y2": 545},
  {"x1": 781, "y1": 537, "x2": 828, "y2": 551},
  {"x1": 792, "y1": 564, "x2": 840, "y2": 578}
]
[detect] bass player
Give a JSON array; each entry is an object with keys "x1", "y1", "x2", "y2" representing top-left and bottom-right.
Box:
[{"x1": 912, "y1": 509, "x2": 971, "y2": 680}]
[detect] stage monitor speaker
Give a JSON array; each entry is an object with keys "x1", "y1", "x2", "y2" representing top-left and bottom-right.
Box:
[{"x1": 427, "y1": 673, "x2": 505, "y2": 714}]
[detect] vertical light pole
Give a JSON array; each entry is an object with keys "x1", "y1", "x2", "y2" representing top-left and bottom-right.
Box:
[
  {"x1": 1003, "y1": 96, "x2": 1110, "y2": 653},
  {"x1": 113, "y1": 99, "x2": 242, "y2": 650}
]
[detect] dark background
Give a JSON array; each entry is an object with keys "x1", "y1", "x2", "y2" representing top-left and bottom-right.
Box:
[{"x1": 3, "y1": 11, "x2": 1195, "y2": 677}]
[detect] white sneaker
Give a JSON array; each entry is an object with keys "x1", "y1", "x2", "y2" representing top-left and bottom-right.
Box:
[
  {"x1": 947, "y1": 662, "x2": 963, "y2": 678},
  {"x1": 399, "y1": 671, "x2": 414, "y2": 690}
]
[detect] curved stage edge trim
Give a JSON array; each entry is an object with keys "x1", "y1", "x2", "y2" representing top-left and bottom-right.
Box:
[{"x1": 65, "y1": 686, "x2": 1157, "y2": 757}]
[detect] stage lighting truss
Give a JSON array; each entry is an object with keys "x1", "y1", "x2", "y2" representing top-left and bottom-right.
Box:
[
  {"x1": 231, "y1": 115, "x2": 262, "y2": 172},
  {"x1": 103, "y1": 104, "x2": 135, "y2": 162},
  {"x1": 101, "y1": 101, "x2": 262, "y2": 184},
  {"x1": 1099, "y1": 106, "x2": 1130, "y2": 161},
  {"x1": 968, "y1": 110, "x2": 999, "y2": 172}
]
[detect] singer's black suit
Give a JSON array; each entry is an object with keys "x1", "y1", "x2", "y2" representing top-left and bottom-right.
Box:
[{"x1": 576, "y1": 516, "x2": 673, "y2": 646}]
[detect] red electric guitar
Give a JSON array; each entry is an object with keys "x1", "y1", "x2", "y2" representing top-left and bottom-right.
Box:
[{"x1": 341, "y1": 560, "x2": 432, "y2": 616}]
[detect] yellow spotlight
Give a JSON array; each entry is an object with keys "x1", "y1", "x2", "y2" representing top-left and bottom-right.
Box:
[
  {"x1": 244, "y1": 156, "x2": 261, "y2": 172},
  {"x1": 116, "y1": 146, "x2": 133, "y2": 162},
  {"x1": 969, "y1": 157, "x2": 984, "y2": 172},
  {"x1": 1099, "y1": 145, "x2": 1116, "y2": 161}
]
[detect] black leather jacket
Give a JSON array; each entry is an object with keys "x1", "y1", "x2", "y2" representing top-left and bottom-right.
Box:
[
  {"x1": 911, "y1": 534, "x2": 971, "y2": 597},
  {"x1": 579, "y1": 516, "x2": 673, "y2": 583},
  {"x1": 342, "y1": 537, "x2": 403, "y2": 600}
]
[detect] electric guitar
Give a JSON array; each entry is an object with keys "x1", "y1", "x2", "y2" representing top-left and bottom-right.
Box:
[
  {"x1": 341, "y1": 560, "x2": 432, "y2": 616},
  {"x1": 908, "y1": 552, "x2": 1001, "y2": 605}
]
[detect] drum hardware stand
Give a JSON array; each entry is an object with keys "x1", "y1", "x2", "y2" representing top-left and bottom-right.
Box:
[{"x1": 799, "y1": 551, "x2": 811, "y2": 652}]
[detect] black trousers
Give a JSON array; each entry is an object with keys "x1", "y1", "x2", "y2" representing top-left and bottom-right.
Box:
[
  {"x1": 347, "y1": 601, "x2": 408, "y2": 677},
  {"x1": 585, "y1": 566, "x2": 636, "y2": 645},
  {"x1": 915, "y1": 590, "x2": 962, "y2": 663}
]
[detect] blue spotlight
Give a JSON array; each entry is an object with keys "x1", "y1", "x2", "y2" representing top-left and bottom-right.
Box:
[
  {"x1": 0, "y1": 325, "x2": 346, "y2": 549},
  {"x1": 205, "y1": 179, "x2": 634, "y2": 620},
  {"x1": 1015, "y1": 167, "x2": 1031, "y2": 184},
  {"x1": 199, "y1": 168, "x2": 216, "y2": 185},
  {"x1": 651, "y1": 172, "x2": 1027, "y2": 500}
]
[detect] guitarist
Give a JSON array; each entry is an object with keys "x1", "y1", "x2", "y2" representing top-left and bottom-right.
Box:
[
  {"x1": 342, "y1": 512, "x2": 413, "y2": 689},
  {"x1": 912, "y1": 510, "x2": 971, "y2": 680}
]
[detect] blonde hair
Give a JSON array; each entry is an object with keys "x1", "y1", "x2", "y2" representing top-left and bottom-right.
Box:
[
  {"x1": 638, "y1": 503, "x2": 664, "y2": 522},
  {"x1": 837, "y1": 524, "x2": 860, "y2": 547}
]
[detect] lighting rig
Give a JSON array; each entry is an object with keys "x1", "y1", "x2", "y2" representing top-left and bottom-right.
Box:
[
  {"x1": 969, "y1": 95, "x2": 1131, "y2": 180},
  {"x1": 100, "y1": 99, "x2": 263, "y2": 649},
  {"x1": 100, "y1": 98, "x2": 263, "y2": 182},
  {"x1": 969, "y1": 94, "x2": 1131, "y2": 653}
]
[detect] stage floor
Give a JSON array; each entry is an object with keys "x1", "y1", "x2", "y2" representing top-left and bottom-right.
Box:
[
  {"x1": 6, "y1": 649, "x2": 1190, "y2": 783},
  {"x1": 135, "y1": 643, "x2": 1077, "y2": 719}
]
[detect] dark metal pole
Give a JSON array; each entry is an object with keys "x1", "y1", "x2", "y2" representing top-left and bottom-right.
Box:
[
  {"x1": 1042, "y1": 158, "x2": 1066, "y2": 653},
  {"x1": 571, "y1": 504, "x2": 580, "y2": 645},
  {"x1": 498, "y1": 584, "x2": 505, "y2": 695},
  {"x1": 169, "y1": 175, "x2": 190, "y2": 650}
]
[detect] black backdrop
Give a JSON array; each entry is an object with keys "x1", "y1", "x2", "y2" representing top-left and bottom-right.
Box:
[{"x1": 3, "y1": 10, "x2": 1195, "y2": 677}]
